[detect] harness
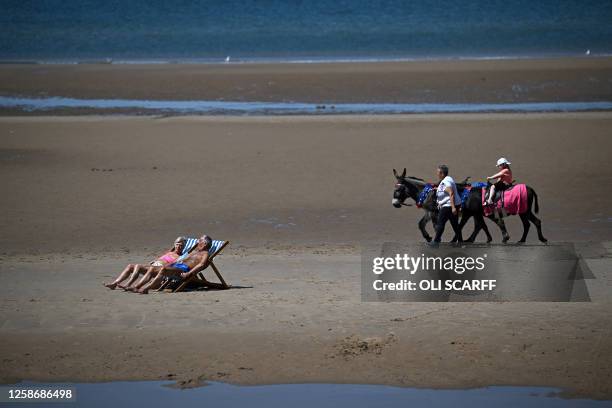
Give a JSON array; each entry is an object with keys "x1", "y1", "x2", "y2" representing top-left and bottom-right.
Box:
[{"x1": 416, "y1": 183, "x2": 435, "y2": 208}]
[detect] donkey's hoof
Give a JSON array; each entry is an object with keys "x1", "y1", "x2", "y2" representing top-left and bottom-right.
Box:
[
  {"x1": 516, "y1": 240, "x2": 526, "y2": 244},
  {"x1": 425, "y1": 237, "x2": 432, "y2": 243},
  {"x1": 486, "y1": 238, "x2": 492, "y2": 243},
  {"x1": 540, "y1": 238, "x2": 548, "y2": 244}
]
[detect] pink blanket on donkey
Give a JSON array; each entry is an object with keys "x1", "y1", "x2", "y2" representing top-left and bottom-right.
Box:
[{"x1": 482, "y1": 184, "x2": 528, "y2": 217}]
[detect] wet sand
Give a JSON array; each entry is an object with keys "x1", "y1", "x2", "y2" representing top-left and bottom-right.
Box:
[
  {"x1": 1, "y1": 113, "x2": 611, "y2": 255},
  {"x1": 1, "y1": 249, "x2": 612, "y2": 398},
  {"x1": 1, "y1": 113, "x2": 612, "y2": 398},
  {"x1": 1, "y1": 58, "x2": 612, "y2": 105}
]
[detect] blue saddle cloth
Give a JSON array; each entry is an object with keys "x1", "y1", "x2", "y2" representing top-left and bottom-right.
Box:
[
  {"x1": 416, "y1": 184, "x2": 434, "y2": 208},
  {"x1": 460, "y1": 182, "x2": 487, "y2": 206}
]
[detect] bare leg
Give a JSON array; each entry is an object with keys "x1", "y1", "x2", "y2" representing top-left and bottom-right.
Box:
[
  {"x1": 123, "y1": 265, "x2": 153, "y2": 289},
  {"x1": 127, "y1": 266, "x2": 159, "y2": 291},
  {"x1": 104, "y1": 264, "x2": 136, "y2": 289},
  {"x1": 138, "y1": 267, "x2": 182, "y2": 294},
  {"x1": 486, "y1": 185, "x2": 495, "y2": 205}
]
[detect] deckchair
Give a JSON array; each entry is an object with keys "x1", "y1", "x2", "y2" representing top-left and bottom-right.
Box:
[
  {"x1": 180, "y1": 237, "x2": 199, "y2": 257},
  {"x1": 158, "y1": 238, "x2": 230, "y2": 293}
]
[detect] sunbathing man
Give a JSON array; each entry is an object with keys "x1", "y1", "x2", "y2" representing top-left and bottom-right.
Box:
[
  {"x1": 103, "y1": 236, "x2": 186, "y2": 290},
  {"x1": 136, "y1": 235, "x2": 225, "y2": 294}
]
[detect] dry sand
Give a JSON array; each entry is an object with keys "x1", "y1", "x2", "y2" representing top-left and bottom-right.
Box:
[{"x1": 1, "y1": 113, "x2": 612, "y2": 398}]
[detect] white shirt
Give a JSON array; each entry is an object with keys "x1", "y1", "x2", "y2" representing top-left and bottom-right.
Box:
[{"x1": 436, "y1": 176, "x2": 461, "y2": 208}]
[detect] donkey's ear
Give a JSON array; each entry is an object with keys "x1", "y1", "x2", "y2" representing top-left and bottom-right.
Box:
[
  {"x1": 401, "y1": 168, "x2": 406, "y2": 178},
  {"x1": 393, "y1": 168, "x2": 398, "y2": 178}
]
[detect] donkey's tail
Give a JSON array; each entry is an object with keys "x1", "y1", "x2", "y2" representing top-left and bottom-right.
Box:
[{"x1": 533, "y1": 188, "x2": 540, "y2": 214}]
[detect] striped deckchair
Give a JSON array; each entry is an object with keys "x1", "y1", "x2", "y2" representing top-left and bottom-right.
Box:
[
  {"x1": 180, "y1": 237, "x2": 199, "y2": 257},
  {"x1": 158, "y1": 238, "x2": 230, "y2": 293}
]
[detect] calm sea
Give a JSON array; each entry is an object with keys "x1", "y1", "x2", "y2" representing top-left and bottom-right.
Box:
[{"x1": 2, "y1": 0, "x2": 612, "y2": 62}]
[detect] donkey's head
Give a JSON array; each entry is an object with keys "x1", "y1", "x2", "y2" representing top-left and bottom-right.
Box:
[{"x1": 392, "y1": 168, "x2": 419, "y2": 208}]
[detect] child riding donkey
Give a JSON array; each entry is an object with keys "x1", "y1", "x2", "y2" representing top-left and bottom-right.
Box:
[{"x1": 486, "y1": 157, "x2": 513, "y2": 206}]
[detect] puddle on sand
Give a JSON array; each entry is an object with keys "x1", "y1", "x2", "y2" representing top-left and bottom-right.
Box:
[
  {"x1": 2, "y1": 96, "x2": 612, "y2": 115},
  {"x1": 5, "y1": 381, "x2": 612, "y2": 408}
]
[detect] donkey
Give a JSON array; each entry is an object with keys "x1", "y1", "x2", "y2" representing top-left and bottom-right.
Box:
[
  {"x1": 454, "y1": 181, "x2": 547, "y2": 243},
  {"x1": 392, "y1": 168, "x2": 547, "y2": 243},
  {"x1": 392, "y1": 168, "x2": 493, "y2": 243}
]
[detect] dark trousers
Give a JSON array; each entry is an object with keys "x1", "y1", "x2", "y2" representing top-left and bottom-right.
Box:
[{"x1": 434, "y1": 206, "x2": 463, "y2": 243}]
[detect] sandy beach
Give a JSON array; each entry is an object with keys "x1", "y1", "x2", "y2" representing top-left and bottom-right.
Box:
[
  {"x1": 4, "y1": 0, "x2": 612, "y2": 402},
  {"x1": 1, "y1": 113, "x2": 612, "y2": 254},
  {"x1": 1, "y1": 248, "x2": 611, "y2": 397},
  {"x1": 1, "y1": 112, "x2": 612, "y2": 398},
  {"x1": 1, "y1": 58, "x2": 612, "y2": 107}
]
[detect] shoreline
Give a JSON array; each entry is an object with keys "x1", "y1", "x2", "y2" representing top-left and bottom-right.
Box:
[
  {"x1": 1, "y1": 54, "x2": 610, "y2": 66},
  {"x1": 2, "y1": 57, "x2": 611, "y2": 105},
  {"x1": 3, "y1": 98, "x2": 612, "y2": 116}
]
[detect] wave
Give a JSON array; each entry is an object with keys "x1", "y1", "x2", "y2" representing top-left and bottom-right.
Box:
[{"x1": 1, "y1": 53, "x2": 611, "y2": 66}]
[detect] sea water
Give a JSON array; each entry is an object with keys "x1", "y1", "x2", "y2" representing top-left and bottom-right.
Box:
[
  {"x1": 2, "y1": 0, "x2": 612, "y2": 62},
  {"x1": 1, "y1": 96, "x2": 612, "y2": 115},
  {"x1": 3, "y1": 381, "x2": 611, "y2": 408}
]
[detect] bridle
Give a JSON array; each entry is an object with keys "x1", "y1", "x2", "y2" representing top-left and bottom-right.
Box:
[{"x1": 394, "y1": 181, "x2": 413, "y2": 207}]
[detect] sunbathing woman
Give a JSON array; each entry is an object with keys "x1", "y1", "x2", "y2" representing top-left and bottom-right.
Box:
[
  {"x1": 135, "y1": 235, "x2": 224, "y2": 294},
  {"x1": 103, "y1": 236, "x2": 186, "y2": 290}
]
